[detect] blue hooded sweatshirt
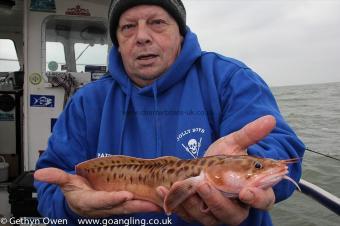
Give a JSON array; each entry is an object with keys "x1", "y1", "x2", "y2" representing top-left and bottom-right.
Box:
[{"x1": 35, "y1": 29, "x2": 305, "y2": 226}]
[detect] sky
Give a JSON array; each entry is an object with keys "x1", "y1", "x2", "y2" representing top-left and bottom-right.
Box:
[{"x1": 182, "y1": 0, "x2": 340, "y2": 87}]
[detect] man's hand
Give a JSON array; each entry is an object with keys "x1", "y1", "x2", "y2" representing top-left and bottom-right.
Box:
[
  {"x1": 158, "y1": 115, "x2": 277, "y2": 226},
  {"x1": 34, "y1": 168, "x2": 161, "y2": 217},
  {"x1": 205, "y1": 115, "x2": 276, "y2": 156}
]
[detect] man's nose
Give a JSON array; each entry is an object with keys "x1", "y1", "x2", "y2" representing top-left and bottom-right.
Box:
[{"x1": 136, "y1": 23, "x2": 152, "y2": 46}]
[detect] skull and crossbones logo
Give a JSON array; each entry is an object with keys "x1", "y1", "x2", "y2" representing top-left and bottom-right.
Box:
[{"x1": 182, "y1": 138, "x2": 202, "y2": 158}]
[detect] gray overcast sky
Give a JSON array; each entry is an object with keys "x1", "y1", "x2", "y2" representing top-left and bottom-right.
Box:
[{"x1": 183, "y1": 0, "x2": 340, "y2": 87}]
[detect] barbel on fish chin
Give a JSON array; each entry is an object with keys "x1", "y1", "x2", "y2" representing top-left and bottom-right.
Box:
[{"x1": 75, "y1": 155, "x2": 300, "y2": 214}]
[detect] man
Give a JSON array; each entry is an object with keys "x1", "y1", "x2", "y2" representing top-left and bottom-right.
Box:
[{"x1": 34, "y1": 0, "x2": 305, "y2": 225}]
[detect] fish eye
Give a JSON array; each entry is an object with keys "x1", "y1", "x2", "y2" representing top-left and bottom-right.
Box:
[{"x1": 254, "y1": 161, "x2": 263, "y2": 169}]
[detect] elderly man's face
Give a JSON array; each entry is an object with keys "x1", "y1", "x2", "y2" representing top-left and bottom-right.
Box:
[{"x1": 116, "y1": 5, "x2": 183, "y2": 87}]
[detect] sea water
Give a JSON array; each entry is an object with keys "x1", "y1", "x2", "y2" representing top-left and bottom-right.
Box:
[{"x1": 270, "y1": 82, "x2": 340, "y2": 226}]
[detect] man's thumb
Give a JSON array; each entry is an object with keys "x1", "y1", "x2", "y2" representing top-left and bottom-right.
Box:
[{"x1": 34, "y1": 167, "x2": 70, "y2": 185}]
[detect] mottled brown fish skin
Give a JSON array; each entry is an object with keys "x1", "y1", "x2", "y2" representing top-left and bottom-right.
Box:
[
  {"x1": 76, "y1": 155, "x2": 222, "y2": 206},
  {"x1": 75, "y1": 155, "x2": 286, "y2": 208}
]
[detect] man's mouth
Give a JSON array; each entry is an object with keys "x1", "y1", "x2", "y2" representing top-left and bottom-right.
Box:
[{"x1": 136, "y1": 54, "x2": 158, "y2": 61}]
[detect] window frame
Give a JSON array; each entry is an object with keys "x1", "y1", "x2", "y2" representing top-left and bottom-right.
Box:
[{"x1": 41, "y1": 15, "x2": 110, "y2": 77}]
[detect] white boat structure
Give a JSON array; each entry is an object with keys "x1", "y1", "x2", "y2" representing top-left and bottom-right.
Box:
[{"x1": 0, "y1": 0, "x2": 339, "y2": 223}]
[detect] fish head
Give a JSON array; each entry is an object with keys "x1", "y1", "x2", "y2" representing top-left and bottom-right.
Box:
[
  {"x1": 204, "y1": 155, "x2": 298, "y2": 195},
  {"x1": 244, "y1": 157, "x2": 289, "y2": 189}
]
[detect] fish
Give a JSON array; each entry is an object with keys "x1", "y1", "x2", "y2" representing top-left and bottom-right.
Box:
[{"x1": 75, "y1": 155, "x2": 300, "y2": 214}]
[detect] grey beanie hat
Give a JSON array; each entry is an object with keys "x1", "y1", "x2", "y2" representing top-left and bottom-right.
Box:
[{"x1": 108, "y1": 0, "x2": 186, "y2": 46}]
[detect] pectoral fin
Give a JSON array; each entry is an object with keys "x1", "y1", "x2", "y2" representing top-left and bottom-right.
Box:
[{"x1": 164, "y1": 175, "x2": 202, "y2": 215}]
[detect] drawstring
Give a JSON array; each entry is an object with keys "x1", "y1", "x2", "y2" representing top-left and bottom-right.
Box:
[
  {"x1": 118, "y1": 80, "x2": 132, "y2": 154},
  {"x1": 153, "y1": 83, "x2": 162, "y2": 156},
  {"x1": 118, "y1": 80, "x2": 162, "y2": 156}
]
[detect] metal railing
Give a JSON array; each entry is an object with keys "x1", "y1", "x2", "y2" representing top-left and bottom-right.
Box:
[{"x1": 298, "y1": 178, "x2": 340, "y2": 215}]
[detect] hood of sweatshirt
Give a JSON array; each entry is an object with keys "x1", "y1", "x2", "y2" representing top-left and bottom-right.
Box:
[{"x1": 104, "y1": 29, "x2": 202, "y2": 157}]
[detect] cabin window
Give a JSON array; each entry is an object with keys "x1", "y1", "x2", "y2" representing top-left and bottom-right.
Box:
[
  {"x1": 46, "y1": 42, "x2": 66, "y2": 72},
  {"x1": 43, "y1": 16, "x2": 108, "y2": 73},
  {"x1": 0, "y1": 39, "x2": 20, "y2": 72},
  {"x1": 74, "y1": 43, "x2": 108, "y2": 72}
]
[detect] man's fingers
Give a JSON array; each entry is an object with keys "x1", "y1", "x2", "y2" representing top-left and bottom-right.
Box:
[
  {"x1": 156, "y1": 186, "x2": 169, "y2": 199},
  {"x1": 79, "y1": 193, "x2": 161, "y2": 213},
  {"x1": 206, "y1": 115, "x2": 276, "y2": 156},
  {"x1": 173, "y1": 205, "x2": 195, "y2": 223},
  {"x1": 232, "y1": 115, "x2": 276, "y2": 150},
  {"x1": 66, "y1": 189, "x2": 160, "y2": 217},
  {"x1": 34, "y1": 167, "x2": 71, "y2": 186},
  {"x1": 112, "y1": 200, "x2": 162, "y2": 214},
  {"x1": 74, "y1": 199, "x2": 161, "y2": 217},
  {"x1": 197, "y1": 183, "x2": 249, "y2": 225},
  {"x1": 239, "y1": 187, "x2": 275, "y2": 210},
  {"x1": 181, "y1": 194, "x2": 220, "y2": 226},
  {"x1": 76, "y1": 190, "x2": 134, "y2": 210}
]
